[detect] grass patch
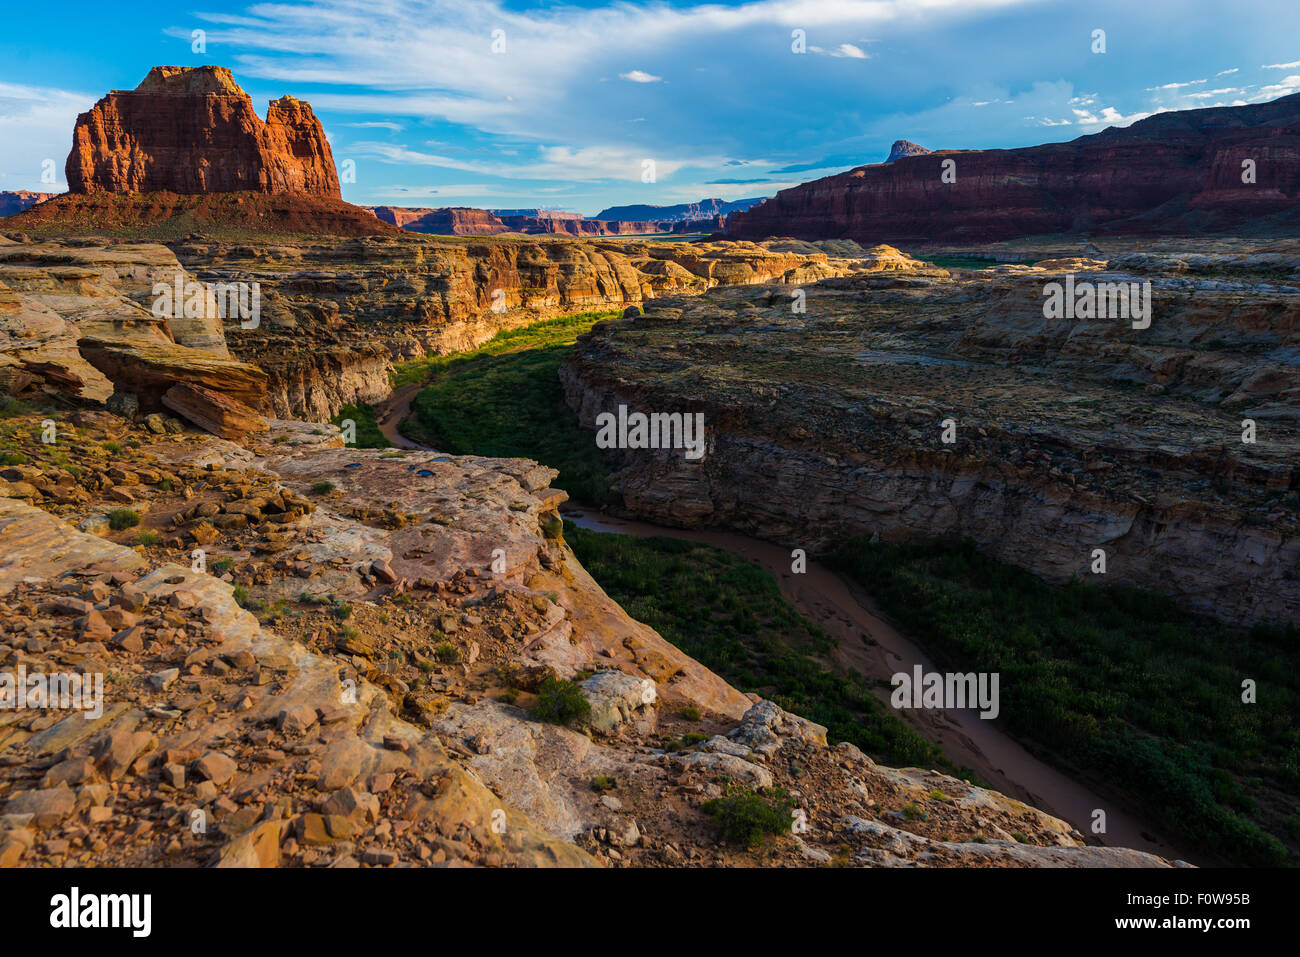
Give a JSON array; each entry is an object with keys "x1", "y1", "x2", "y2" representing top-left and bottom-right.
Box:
[
  {"x1": 565, "y1": 522, "x2": 953, "y2": 772},
  {"x1": 331, "y1": 403, "x2": 391, "y2": 449},
  {"x1": 828, "y1": 535, "x2": 1298, "y2": 866},
  {"x1": 399, "y1": 311, "x2": 622, "y2": 505},
  {"x1": 310, "y1": 481, "x2": 335, "y2": 495}
]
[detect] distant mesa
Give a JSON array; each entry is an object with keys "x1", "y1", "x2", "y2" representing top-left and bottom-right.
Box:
[
  {"x1": 0, "y1": 191, "x2": 58, "y2": 217},
  {"x1": 727, "y1": 94, "x2": 1300, "y2": 242},
  {"x1": 66, "y1": 65, "x2": 340, "y2": 196},
  {"x1": 359, "y1": 196, "x2": 761, "y2": 237},
  {"x1": 592, "y1": 197, "x2": 764, "y2": 222},
  {"x1": 885, "y1": 140, "x2": 930, "y2": 163}
]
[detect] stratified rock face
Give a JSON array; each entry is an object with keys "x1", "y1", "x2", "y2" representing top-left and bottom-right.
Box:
[
  {"x1": 171, "y1": 235, "x2": 864, "y2": 419},
  {"x1": 728, "y1": 95, "x2": 1300, "y2": 242},
  {"x1": 0, "y1": 191, "x2": 58, "y2": 217},
  {"x1": 395, "y1": 207, "x2": 512, "y2": 235},
  {"x1": 885, "y1": 140, "x2": 930, "y2": 163},
  {"x1": 0, "y1": 239, "x2": 230, "y2": 402},
  {"x1": 66, "y1": 66, "x2": 340, "y2": 197},
  {"x1": 563, "y1": 240, "x2": 1300, "y2": 626}
]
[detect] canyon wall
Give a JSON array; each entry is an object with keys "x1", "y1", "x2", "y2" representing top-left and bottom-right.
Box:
[
  {"x1": 562, "y1": 245, "x2": 1300, "y2": 626},
  {"x1": 728, "y1": 94, "x2": 1300, "y2": 242},
  {"x1": 169, "y1": 235, "x2": 857, "y2": 420}
]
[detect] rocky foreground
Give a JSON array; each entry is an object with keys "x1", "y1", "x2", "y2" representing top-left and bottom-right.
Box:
[
  {"x1": 0, "y1": 403, "x2": 1179, "y2": 868},
  {"x1": 563, "y1": 240, "x2": 1300, "y2": 626}
]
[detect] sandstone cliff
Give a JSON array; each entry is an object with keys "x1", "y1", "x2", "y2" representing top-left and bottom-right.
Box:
[
  {"x1": 728, "y1": 94, "x2": 1300, "y2": 242},
  {"x1": 166, "y1": 235, "x2": 864, "y2": 419},
  {"x1": 66, "y1": 66, "x2": 341, "y2": 197}
]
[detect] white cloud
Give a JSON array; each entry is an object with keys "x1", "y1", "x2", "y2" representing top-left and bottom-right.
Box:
[
  {"x1": 1216, "y1": 67, "x2": 1239, "y2": 76},
  {"x1": 1262, "y1": 60, "x2": 1300, "y2": 70},
  {"x1": 1146, "y1": 79, "x2": 1206, "y2": 91},
  {"x1": 619, "y1": 70, "x2": 662, "y2": 83},
  {"x1": 1254, "y1": 74, "x2": 1300, "y2": 99},
  {"x1": 0, "y1": 81, "x2": 96, "y2": 191},
  {"x1": 350, "y1": 139, "x2": 719, "y2": 182},
  {"x1": 342, "y1": 120, "x2": 404, "y2": 131},
  {"x1": 183, "y1": 0, "x2": 1031, "y2": 164},
  {"x1": 1071, "y1": 105, "x2": 1163, "y2": 127},
  {"x1": 809, "y1": 42, "x2": 870, "y2": 58}
]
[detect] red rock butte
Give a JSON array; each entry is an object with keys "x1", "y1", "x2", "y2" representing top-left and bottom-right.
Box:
[{"x1": 65, "y1": 65, "x2": 341, "y2": 197}]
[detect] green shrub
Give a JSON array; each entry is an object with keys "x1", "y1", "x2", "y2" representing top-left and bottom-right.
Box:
[
  {"x1": 107, "y1": 508, "x2": 140, "y2": 531},
  {"x1": 532, "y1": 677, "x2": 591, "y2": 727},
  {"x1": 703, "y1": 788, "x2": 796, "y2": 848},
  {"x1": 901, "y1": 802, "x2": 927, "y2": 821},
  {"x1": 311, "y1": 481, "x2": 335, "y2": 495},
  {"x1": 433, "y1": 642, "x2": 460, "y2": 664},
  {"x1": 136, "y1": 530, "x2": 159, "y2": 546}
]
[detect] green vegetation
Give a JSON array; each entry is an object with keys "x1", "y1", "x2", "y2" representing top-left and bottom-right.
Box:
[
  {"x1": 107, "y1": 508, "x2": 140, "y2": 531},
  {"x1": 828, "y1": 535, "x2": 1299, "y2": 866},
  {"x1": 592, "y1": 775, "x2": 617, "y2": 792},
  {"x1": 331, "y1": 403, "x2": 390, "y2": 449},
  {"x1": 433, "y1": 641, "x2": 460, "y2": 664},
  {"x1": 565, "y1": 522, "x2": 952, "y2": 772},
  {"x1": 398, "y1": 310, "x2": 623, "y2": 505},
  {"x1": 391, "y1": 310, "x2": 619, "y2": 387},
  {"x1": 532, "y1": 677, "x2": 592, "y2": 727},
  {"x1": 703, "y1": 787, "x2": 796, "y2": 849},
  {"x1": 310, "y1": 481, "x2": 335, "y2": 495},
  {"x1": 136, "y1": 530, "x2": 160, "y2": 546}
]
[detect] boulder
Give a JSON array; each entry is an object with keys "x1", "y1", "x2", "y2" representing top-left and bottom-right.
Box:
[
  {"x1": 162, "y1": 382, "x2": 268, "y2": 440},
  {"x1": 78, "y1": 335, "x2": 267, "y2": 413}
]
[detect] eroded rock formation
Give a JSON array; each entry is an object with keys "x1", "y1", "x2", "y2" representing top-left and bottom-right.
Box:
[{"x1": 66, "y1": 66, "x2": 340, "y2": 197}]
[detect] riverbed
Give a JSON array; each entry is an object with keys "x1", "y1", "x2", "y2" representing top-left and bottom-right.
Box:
[{"x1": 562, "y1": 505, "x2": 1196, "y2": 864}]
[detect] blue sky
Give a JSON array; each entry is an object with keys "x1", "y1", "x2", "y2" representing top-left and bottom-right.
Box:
[{"x1": 3, "y1": 0, "x2": 1299, "y2": 215}]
